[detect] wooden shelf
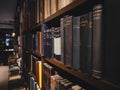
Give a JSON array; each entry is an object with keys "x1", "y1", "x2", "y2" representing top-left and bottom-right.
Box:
[
  {"x1": 28, "y1": 71, "x2": 37, "y2": 80},
  {"x1": 44, "y1": 58, "x2": 120, "y2": 90},
  {"x1": 23, "y1": 48, "x2": 41, "y2": 60},
  {"x1": 30, "y1": 23, "x2": 41, "y2": 32},
  {"x1": 44, "y1": 0, "x2": 88, "y2": 23}
]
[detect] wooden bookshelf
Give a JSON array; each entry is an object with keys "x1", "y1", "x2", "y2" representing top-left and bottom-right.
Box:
[
  {"x1": 23, "y1": 48, "x2": 41, "y2": 60},
  {"x1": 44, "y1": 58, "x2": 120, "y2": 90},
  {"x1": 16, "y1": 0, "x2": 120, "y2": 89}
]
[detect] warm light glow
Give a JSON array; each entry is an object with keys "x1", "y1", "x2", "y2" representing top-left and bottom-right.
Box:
[{"x1": 12, "y1": 32, "x2": 15, "y2": 37}]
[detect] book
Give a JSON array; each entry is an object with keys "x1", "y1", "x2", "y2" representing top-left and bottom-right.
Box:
[
  {"x1": 30, "y1": 77, "x2": 35, "y2": 90},
  {"x1": 50, "y1": 0, "x2": 57, "y2": 15},
  {"x1": 92, "y1": 4, "x2": 102, "y2": 79},
  {"x1": 42, "y1": 24, "x2": 49, "y2": 57},
  {"x1": 35, "y1": 0, "x2": 40, "y2": 23},
  {"x1": 58, "y1": 0, "x2": 74, "y2": 10},
  {"x1": 44, "y1": 0, "x2": 51, "y2": 18},
  {"x1": 35, "y1": 61, "x2": 42, "y2": 88},
  {"x1": 46, "y1": 29, "x2": 52, "y2": 58},
  {"x1": 71, "y1": 85, "x2": 82, "y2": 90},
  {"x1": 64, "y1": 16, "x2": 73, "y2": 67},
  {"x1": 72, "y1": 16, "x2": 81, "y2": 70},
  {"x1": 59, "y1": 79, "x2": 73, "y2": 90},
  {"x1": 53, "y1": 27, "x2": 61, "y2": 60},
  {"x1": 43, "y1": 62, "x2": 55, "y2": 90},
  {"x1": 51, "y1": 27, "x2": 55, "y2": 58},
  {"x1": 35, "y1": 32, "x2": 39, "y2": 53},
  {"x1": 39, "y1": 32, "x2": 42, "y2": 55},
  {"x1": 60, "y1": 17, "x2": 65, "y2": 64},
  {"x1": 50, "y1": 74, "x2": 63, "y2": 90},
  {"x1": 80, "y1": 12, "x2": 92, "y2": 75}
]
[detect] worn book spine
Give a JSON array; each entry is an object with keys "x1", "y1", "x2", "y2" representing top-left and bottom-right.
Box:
[
  {"x1": 60, "y1": 18, "x2": 65, "y2": 63},
  {"x1": 80, "y1": 12, "x2": 92, "y2": 75},
  {"x1": 64, "y1": 16, "x2": 73, "y2": 67},
  {"x1": 72, "y1": 16, "x2": 81, "y2": 70},
  {"x1": 42, "y1": 24, "x2": 48, "y2": 57},
  {"x1": 53, "y1": 27, "x2": 61, "y2": 61},
  {"x1": 92, "y1": 4, "x2": 102, "y2": 79}
]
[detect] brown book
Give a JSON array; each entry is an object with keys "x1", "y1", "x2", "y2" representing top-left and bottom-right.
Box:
[
  {"x1": 50, "y1": 0, "x2": 57, "y2": 15},
  {"x1": 39, "y1": 32, "x2": 42, "y2": 55},
  {"x1": 44, "y1": 0, "x2": 51, "y2": 19},
  {"x1": 92, "y1": 4, "x2": 102, "y2": 79}
]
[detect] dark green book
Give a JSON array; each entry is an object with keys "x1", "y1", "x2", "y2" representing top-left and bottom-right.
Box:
[
  {"x1": 64, "y1": 16, "x2": 73, "y2": 67},
  {"x1": 72, "y1": 16, "x2": 81, "y2": 70},
  {"x1": 80, "y1": 12, "x2": 92, "y2": 75}
]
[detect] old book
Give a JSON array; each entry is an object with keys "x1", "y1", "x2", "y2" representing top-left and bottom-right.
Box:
[
  {"x1": 64, "y1": 16, "x2": 73, "y2": 67},
  {"x1": 80, "y1": 12, "x2": 92, "y2": 75},
  {"x1": 53, "y1": 27, "x2": 61, "y2": 60},
  {"x1": 39, "y1": 32, "x2": 42, "y2": 55},
  {"x1": 30, "y1": 77, "x2": 35, "y2": 90},
  {"x1": 35, "y1": 61, "x2": 42, "y2": 88},
  {"x1": 92, "y1": 4, "x2": 102, "y2": 79},
  {"x1": 59, "y1": 79, "x2": 73, "y2": 90},
  {"x1": 50, "y1": 0, "x2": 57, "y2": 15},
  {"x1": 42, "y1": 24, "x2": 49, "y2": 57},
  {"x1": 72, "y1": 16, "x2": 81, "y2": 70},
  {"x1": 44, "y1": 0, "x2": 51, "y2": 18},
  {"x1": 50, "y1": 74, "x2": 63, "y2": 90},
  {"x1": 60, "y1": 17, "x2": 65, "y2": 64},
  {"x1": 43, "y1": 62, "x2": 55, "y2": 90}
]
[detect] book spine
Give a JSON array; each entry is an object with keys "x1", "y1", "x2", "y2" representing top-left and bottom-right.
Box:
[
  {"x1": 87, "y1": 12, "x2": 93, "y2": 75},
  {"x1": 42, "y1": 24, "x2": 48, "y2": 57},
  {"x1": 60, "y1": 18, "x2": 65, "y2": 63},
  {"x1": 51, "y1": 27, "x2": 55, "y2": 58},
  {"x1": 64, "y1": 16, "x2": 73, "y2": 67},
  {"x1": 35, "y1": 32, "x2": 39, "y2": 53},
  {"x1": 53, "y1": 27, "x2": 61, "y2": 60},
  {"x1": 39, "y1": 32, "x2": 42, "y2": 55},
  {"x1": 72, "y1": 16, "x2": 81, "y2": 70},
  {"x1": 92, "y1": 4, "x2": 102, "y2": 79},
  {"x1": 46, "y1": 29, "x2": 52, "y2": 58},
  {"x1": 38, "y1": 61, "x2": 42, "y2": 88},
  {"x1": 80, "y1": 12, "x2": 92, "y2": 75}
]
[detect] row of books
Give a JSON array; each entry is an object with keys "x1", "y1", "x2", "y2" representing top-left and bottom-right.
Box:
[
  {"x1": 29, "y1": 76, "x2": 41, "y2": 90},
  {"x1": 28, "y1": 58, "x2": 42, "y2": 89},
  {"x1": 8, "y1": 54, "x2": 21, "y2": 76},
  {"x1": 42, "y1": 4, "x2": 102, "y2": 79},
  {"x1": 43, "y1": 62, "x2": 85, "y2": 90},
  {"x1": 44, "y1": 0, "x2": 75, "y2": 19}
]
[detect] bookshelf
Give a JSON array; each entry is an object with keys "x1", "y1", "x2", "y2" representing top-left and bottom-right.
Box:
[
  {"x1": 44, "y1": 58, "x2": 120, "y2": 90},
  {"x1": 15, "y1": 0, "x2": 120, "y2": 90}
]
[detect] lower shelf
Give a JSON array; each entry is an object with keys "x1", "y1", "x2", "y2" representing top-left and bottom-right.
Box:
[
  {"x1": 9, "y1": 75, "x2": 21, "y2": 81},
  {"x1": 44, "y1": 58, "x2": 120, "y2": 90}
]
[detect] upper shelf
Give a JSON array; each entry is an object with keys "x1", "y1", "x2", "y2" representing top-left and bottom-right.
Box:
[
  {"x1": 44, "y1": 0, "x2": 88, "y2": 23},
  {"x1": 29, "y1": 0, "x2": 102, "y2": 31}
]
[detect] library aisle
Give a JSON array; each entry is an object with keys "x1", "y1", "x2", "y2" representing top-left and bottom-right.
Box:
[{"x1": 8, "y1": 52, "x2": 27, "y2": 90}]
